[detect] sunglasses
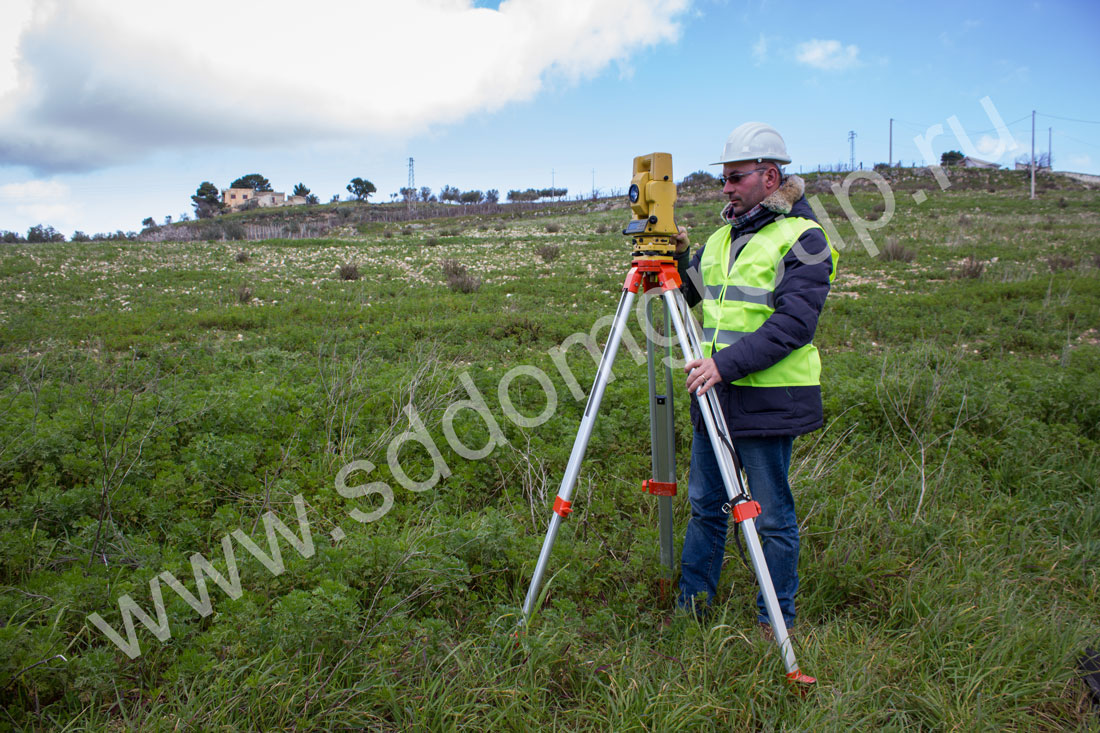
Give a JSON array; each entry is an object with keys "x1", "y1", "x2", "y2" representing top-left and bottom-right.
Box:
[{"x1": 718, "y1": 168, "x2": 769, "y2": 186}]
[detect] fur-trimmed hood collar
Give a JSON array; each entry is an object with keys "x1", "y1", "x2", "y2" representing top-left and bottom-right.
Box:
[{"x1": 759, "y1": 175, "x2": 805, "y2": 214}]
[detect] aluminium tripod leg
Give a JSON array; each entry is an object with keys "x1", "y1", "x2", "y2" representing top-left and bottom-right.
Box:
[
  {"x1": 661, "y1": 286, "x2": 814, "y2": 685},
  {"x1": 521, "y1": 286, "x2": 638, "y2": 618}
]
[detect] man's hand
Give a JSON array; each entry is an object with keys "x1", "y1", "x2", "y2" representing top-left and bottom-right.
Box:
[
  {"x1": 674, "y1": 225, "x2": 691, "y2": 254},
  {"x1": 685, "y1": 357, "x2": 721, "y2": 396}
]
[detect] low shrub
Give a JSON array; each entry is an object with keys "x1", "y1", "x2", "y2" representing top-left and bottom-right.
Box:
[
  {"x1": 442, "y1": 259, "x2": 481, "y2": 293},
  {"x1": 235, "y1": 250, "x2": 250, "y2": 263},
  {"x1": 236, "y1": 284, "x2": 253, "y2": 304},
  {"x1": 880, "y1": 237, "x2": 915, "y2": 263},
  {"x1": 545, "y1": 223, "x2": 561, "y2": 233},
  {"x1": 956, "y1": 256, "x2": 984, "y2": 279},
  {"x1": 223, "y1": 223, "x2": 247, "y2": 241},
  {"x1": 536, "y1": 244, "x2": 561, "y2": 263},
  {"x1": 1045, "y1": 255, "x2": 1076, "y2": 272},
  {"x1": 339, "y1": 262, "x2": 361, "y2": 281},
  {"x1": 448, "y1": 273, "x2": 482, "y2": 293},
  {"x1": 441, "y1": 259, "x2": 465, "y2": 279}
]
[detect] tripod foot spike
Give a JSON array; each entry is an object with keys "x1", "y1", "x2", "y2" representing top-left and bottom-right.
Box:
[{"x1": 786, "y1": 669, "x2": 817, "y2": 693}]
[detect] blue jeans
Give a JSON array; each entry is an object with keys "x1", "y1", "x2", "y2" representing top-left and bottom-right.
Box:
[{"x1": 677, "y1": 430, "x2": 799, "y2": 626}]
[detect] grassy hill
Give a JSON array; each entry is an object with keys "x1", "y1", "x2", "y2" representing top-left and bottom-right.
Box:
[{"x1": 1, "y1": 168, "x2": 1098, "y2": 729}]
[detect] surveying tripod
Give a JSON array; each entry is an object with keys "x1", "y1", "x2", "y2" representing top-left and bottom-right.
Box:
[{"x1": 520, "y1": 154, "x2": 815, "y2": 687}]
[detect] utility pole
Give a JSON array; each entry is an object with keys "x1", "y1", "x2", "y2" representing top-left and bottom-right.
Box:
[
  {"x1": 1030, "y1": 110, "x2": 1036, "y2": 200},
  {"x1": 1049, "y1": 126, "x2": 1053, "y2": 170},
  {"x1": 848, "y1": 130, "x2": 856, "y2": 172},
  {"x1": 888, "y1": 118, "x2": 893, "y2": 169},
  {"x1": 408, "y1": 157, "x2": 415, "y2": 210}
]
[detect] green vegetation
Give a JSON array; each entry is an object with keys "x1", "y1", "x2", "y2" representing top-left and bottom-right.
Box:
[
  {"x1": 230, "y1": 174, "x2": 273, "y2": 192},
  {"x1": 941, "y1": 150, "x2": 965, "y2": 166},
  {"x1": 191, "y1": 182, "x2": 225, "y2": 219},
  {"x1": 1, "y1": 170, "x2": 1098, "y2": 729},
  {"x1": 347, "y1": 177, "x2": 377, "y2": 202}
]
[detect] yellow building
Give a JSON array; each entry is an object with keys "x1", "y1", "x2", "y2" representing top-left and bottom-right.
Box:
[{"x1": 221, "y1": 188, "x2": 288, "y2": 211}]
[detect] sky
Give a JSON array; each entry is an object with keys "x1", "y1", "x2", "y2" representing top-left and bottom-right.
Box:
[{"x1": 1, "y1": 0, "x2": 1098, "y2": 237}]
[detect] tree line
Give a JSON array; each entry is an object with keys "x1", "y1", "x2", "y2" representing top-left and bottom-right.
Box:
[
  {"x1": 189, "y1": 173, "x2": 571, "y2": 220},
  {"x1": 1, "y1": 225, "x2": 136, "y2": 244}
]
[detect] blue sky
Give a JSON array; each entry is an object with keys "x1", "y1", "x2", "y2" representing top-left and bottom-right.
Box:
[{"x1": 1, "y1": 0, "x2": 1098, "y2": 236}]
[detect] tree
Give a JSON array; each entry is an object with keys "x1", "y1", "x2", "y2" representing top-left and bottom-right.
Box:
[
  {"x1": 505, "y1": 187, "x2": 567, "y2": 202},
  {"x1": 459, "y1": 190, "x2": 484, "y2": 205},
  {"x1": 71, "y1": 231, "x2": 90, "y2": 242},
  {"x1": 508, "y1": 188, "x2": 538, "y2": 202},
  {"x1": 1015, "y1": 152, "x2": 1051, "y2": 169},
  {"x1": 191, "y1": 181, "x2": 224, "y2": 219},
  {"x1": 940, "y1": 150, "x2": 964, "y2": 166},
  {"x1": 142, "y1": 217, "x2": 157, "y2": 230},
  {"x1": 306, "y1": 193, "x2": 319, "y2": 205},
  {"x1": 681, "y1": 170, "x2": 719, "y2": 189},
  {"x1": 419, "y1": 186, "x2": 435, "y2": 202},
  {"x1": 346, "y1": 177, "x2": 376, "y2": 202},
  {"x1": 539, "y1": 187, "x2": 567, "y2": 200},
  {"x1": 399, "y1": 187, "x2": 416, "y2": 202},
  {"x1": 26, "y1": 224, "x2": 64, "y2": 242},
  {"x1": 230, "y1": 174, "x2": 272, "y2": 192},
  {"x1": 485, "y1": 189, "x2": 499, "y2": 204},
  {"x1": 439, "y1": 185, "x2": 460, "y2": 203},
  {"x1": 293, "y1": 182, "x2": 311, "y2": 197}
]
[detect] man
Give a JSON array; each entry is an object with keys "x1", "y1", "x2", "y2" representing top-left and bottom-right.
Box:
[{"x1": 672, "y1": 122, "x2": 838, "y2": 634}]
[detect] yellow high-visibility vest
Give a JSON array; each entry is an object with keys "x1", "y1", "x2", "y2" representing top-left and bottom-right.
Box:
[{"x1": 699, "y1": 216, "x2": 838, "y2": 387}]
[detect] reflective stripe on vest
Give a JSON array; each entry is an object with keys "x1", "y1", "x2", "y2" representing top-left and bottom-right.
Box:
[{"x1": 700, "y1": 216, "x2": 838, "y2": 387}]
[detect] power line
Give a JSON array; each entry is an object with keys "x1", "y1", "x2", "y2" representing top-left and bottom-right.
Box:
[
  {"x1": 1053, "y1": 130, "x2": 1100, "y2": 151},
  {"x1": 891, "y1": 113, "x2": 1030, "y2": 137},
  {"x1": 962, "y1": 114, "x2": 1031, "y2": 137},
  {"x1": 1038, "y1": 112, "x2": 1100, "y2": 125},
  {"x1": 891, "y1": 118, "x2": 935, "y2": 130}
]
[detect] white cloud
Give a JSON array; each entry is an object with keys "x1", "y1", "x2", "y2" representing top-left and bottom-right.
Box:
[
  {"x1": 0, "y1": 0, "x2": 33, "y2": 97},
  {"x1": 0, "y1": 0, "x2": 689, "y2": 174},
  {"x1": 976, "y1": 133, "x2": 1026, "y2": 160},
  {"x1": 1067, "y1": 154, "x2": 1092, "y2": 169},
  {"x1": 752, "y1": 33, "x2": 768, "y2": 66},
  {"x1": 795, "y1": 39, "x2": 860, "y2": 71},
  {"x1": 0, "y1": 179, "x2": 79, "y2": 229},
  {"x1": 0, "y1": 179, "x2": 69, "y2": 200}
]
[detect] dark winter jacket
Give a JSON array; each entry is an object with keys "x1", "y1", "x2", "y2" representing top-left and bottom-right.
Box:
[{"x1": 675, "y1": 175, "x2": 834, "y2": 438}]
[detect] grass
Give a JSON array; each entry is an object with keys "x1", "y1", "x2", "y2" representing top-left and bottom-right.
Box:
[{"x1": 0, "y1": 170, "x2": 1098, "y2": 729}]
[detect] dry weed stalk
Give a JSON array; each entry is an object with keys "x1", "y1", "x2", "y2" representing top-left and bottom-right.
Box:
[{"x1": 875, "y1": 347, "x2": 984, "y2": 522}]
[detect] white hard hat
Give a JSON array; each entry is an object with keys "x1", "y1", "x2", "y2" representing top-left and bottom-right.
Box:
[{"x1": 713, "y1": 122, "x2": 791, "y2": 165}]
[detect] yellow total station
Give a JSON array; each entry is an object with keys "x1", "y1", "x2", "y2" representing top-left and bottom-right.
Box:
[{"x1": 624, "y1": 152, "x2": 678, "y2": 259}]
